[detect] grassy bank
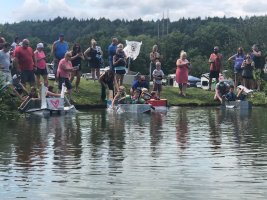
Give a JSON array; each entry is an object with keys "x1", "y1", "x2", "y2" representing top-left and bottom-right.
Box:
[
  {"x1": 1, "y1": 78, "x2": 266, "y2": 120},
  {"x1": 70, "y1": 79, "x2": 267, "y2": 107}
]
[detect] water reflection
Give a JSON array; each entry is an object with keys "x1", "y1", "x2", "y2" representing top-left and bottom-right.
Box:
[
  {"x1": 149, "y1": 113, "x2": 164, "y2": 155},
  {"x1": 207, "y1": 108, "x2": 222, "y2": 149},
  {"x1": 176, "y1": 108, "x2": 189, "y2": 150},
  {"x1": 106, "y1": 112, "x2": 125, "y2": 175},
  {"x1": 0, "y1": 107, "x2": 267, "y2": 199},
  {"x1": 49, "y1": 115, "x2": 82, "y2": 178}
]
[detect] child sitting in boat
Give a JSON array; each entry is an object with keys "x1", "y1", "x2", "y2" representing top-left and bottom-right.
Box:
[
  {"x1": 46, "y1": 85, "x2": 61, "y2": 98},
  {"x1": 225, "y1": 85, "x2": 236, "y2": 101},
  {"x1": 150, "y1": 91, "x2": 160, "y2": 100},
  {"x1": 112, "y1": 85, "x2": 127, "y2": 107},
  {"x1": 131, "y1": 89, "x2": 141, "y2": 104},
  {"x1": 140, "y1": 88, "x2": 151, "y2": 101}
]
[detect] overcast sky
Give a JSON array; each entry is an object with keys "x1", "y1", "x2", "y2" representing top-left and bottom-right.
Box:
[{"x1": 1, "y1": 0, "x2": 267, "y2": 24}]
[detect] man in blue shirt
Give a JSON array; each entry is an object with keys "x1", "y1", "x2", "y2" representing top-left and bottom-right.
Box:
[
  {"x1": 107, "y1": 37, "x2": 118, "y2": 70},
  {"x1": 52, "y1": 34, "x2": 68, "y2": 79},
  {"x1": 130, "y1": 75, "x2": 149, "y2": 95}
]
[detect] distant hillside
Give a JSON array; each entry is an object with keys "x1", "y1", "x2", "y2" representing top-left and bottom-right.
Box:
[{"x1": 1, "y1": 16, "x2": 267, "y2": 76}]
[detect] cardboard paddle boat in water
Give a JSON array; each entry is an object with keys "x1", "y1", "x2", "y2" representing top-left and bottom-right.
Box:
[
  {"x1": 223, "y1": 100, "x2": 252, "y2": 109},
  {"x1": 107, "y1": 98, "x2": 168, "y2": 114},
  {"x1": 23, "y1": 84, "x2": 76, "y2": 116},
  {"x1": 107, "y1": 100, "x2": 152, "y2": 114},
  {"x1": 222, "y1": 85, "x2": 253, "y2": 109}
]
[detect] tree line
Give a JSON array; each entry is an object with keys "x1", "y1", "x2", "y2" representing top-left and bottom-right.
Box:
[{"x1": 1, "y1": 16, "x2": 267, "y2": 77}]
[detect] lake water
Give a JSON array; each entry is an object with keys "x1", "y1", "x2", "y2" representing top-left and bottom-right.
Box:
[{"x1": 0, "y1": 107, "x2": 267, "y2": 200}]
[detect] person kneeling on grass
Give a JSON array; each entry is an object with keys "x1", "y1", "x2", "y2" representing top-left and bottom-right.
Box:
[
  {"x1": 214, "y1": 80, "x2": 229, "y2": 104},
  {"x1": 7, "y1": 74, "x2": 28, "y2": 101},
  {"x1": 18, "y1": 86, "x2": 40, "y2": 112},
  {"x1": 99, "y1": 69, "x2": 115, "y2": 102}
]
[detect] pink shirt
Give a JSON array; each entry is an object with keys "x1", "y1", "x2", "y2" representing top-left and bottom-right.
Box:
[
  {"x1": 35, "y1": 50, "x2": 46, "y2": 69},
  {"x1": 57, "y1": 58, "x2": 72, "y2": 78},
  {"x1": 176, "y1": 58, "x2": 189, "y2": 68}
]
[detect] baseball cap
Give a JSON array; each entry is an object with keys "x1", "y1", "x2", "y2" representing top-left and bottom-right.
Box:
[
  {"x1": 59, "y1": 33, "x2": 64, "y2": 37},
  {"x1": 37, "y1": 43, "x2": 44, "y2": 48}
]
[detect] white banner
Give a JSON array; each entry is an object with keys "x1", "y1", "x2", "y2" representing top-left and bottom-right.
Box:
[{"x1": 123, "y1": 40, "x2": 142, "y2": 60}]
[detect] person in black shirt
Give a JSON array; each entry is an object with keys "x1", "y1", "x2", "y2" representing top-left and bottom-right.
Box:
[
  {"x1": 99, "y1": 69, "x2": 115, "y2": 101},
  {"x1": 70, "y1": 43, "x2": 84, "y2": 92}
]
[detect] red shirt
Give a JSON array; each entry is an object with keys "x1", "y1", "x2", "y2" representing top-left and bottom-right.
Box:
[
  {"x1": 209, "y1": 53, "x2": 223, "y2": 71},
  {"x1": 14, "y1": 46, "x2": 34, "y2": 70}
]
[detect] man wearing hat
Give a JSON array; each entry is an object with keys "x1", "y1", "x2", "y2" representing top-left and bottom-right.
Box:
[
  {"x1": 214, "y1": 80, "x2": 229, "y2": 104},
  {"x1": 208, "y1": 46, "x2": 223, "y2": 91},
  {"x1": 51, "y1": 34, "x2": 68, "y2": 81}
]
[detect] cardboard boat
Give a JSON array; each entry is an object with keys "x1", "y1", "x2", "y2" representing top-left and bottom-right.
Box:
[{"x1": 23, "y1": 84, "x2": 76, "y2": 116}]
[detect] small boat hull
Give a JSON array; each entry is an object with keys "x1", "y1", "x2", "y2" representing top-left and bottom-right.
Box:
[
  {"x1": 223, "y1": 101, "x2": 252, "y2": 109},
  {"x1": 25, "y1": 105, "x2": 76, "y2": 116},
  {"x1": 147, "y1": 99, "x2": 168, "y2": 111},
  {"x1": 117, "y1": 104, "x2": 152, "y2": 113}
]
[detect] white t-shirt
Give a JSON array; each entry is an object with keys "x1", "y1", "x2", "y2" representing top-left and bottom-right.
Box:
[
  {"x1": 152, "y1": 69, "x2": 164, "y2": 84},
  {"x1": 0, "y1": 50, "x2": 11, "y2": 72}
]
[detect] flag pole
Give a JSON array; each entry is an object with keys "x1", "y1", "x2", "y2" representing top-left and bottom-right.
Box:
[{"x1": 127, "y1": 57, "x2": 131, "y2": 74}]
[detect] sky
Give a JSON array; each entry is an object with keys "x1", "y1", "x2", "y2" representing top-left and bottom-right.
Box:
[{"x1": 1, "y1": 0, "x2": 267, "y2": 24}]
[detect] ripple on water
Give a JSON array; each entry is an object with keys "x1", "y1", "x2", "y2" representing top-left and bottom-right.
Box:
[{"x1": 0, "y1": 107, "x2": 267, "y2": 199}]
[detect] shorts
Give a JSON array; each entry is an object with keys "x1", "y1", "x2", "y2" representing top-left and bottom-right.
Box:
[
  {"x1": 89, "y1": 61, "x2": 101, "y2": 69},
  {"x1": 209, "y1": 70, "x2": 219, "y2": 79},
  {"x1": 115, "y1": 69, "x2": 126, "y2": 75},
  {"x1": 153, "y1": 83, "x2": 162, "y2": 92},
  {"x1": 21, "y1": 70, "x2": 35, "y2": 84},
  {"x1": 72, "y1": 70, "x2": 82, "y2": 77},
  {"x1": 58, "y1": 77, "x2": 72, "y2": 90},
  {"x1": 35, "y1": 68, "x2": 48, "y2": 76},
  {"x1": 0, "y1": 71, "x2": 12, "y2": 82}
]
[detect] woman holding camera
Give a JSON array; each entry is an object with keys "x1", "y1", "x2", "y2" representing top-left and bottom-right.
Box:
[
  {"x1": 176, "y1": 50, "x2": 190, "y2": 97},
  {"x1": 241, "y1": 54, "x2": 254, "y2": 89}
]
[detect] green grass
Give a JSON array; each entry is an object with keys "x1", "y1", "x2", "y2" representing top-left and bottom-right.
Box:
[
  {"x1": 66, "y1": 79, "x2": 266, "y2": 107},
  {"x1": 1, "y1": 78, "x2": 266, "y2": 120}
]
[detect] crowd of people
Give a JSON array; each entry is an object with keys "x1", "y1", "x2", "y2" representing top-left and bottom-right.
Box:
[
  {"x1": 1, "y1": 34, "x2": 267, "y2": 109},
  {"x1": 0, "y1": 34, "x2": 165, "y2": 110}
]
